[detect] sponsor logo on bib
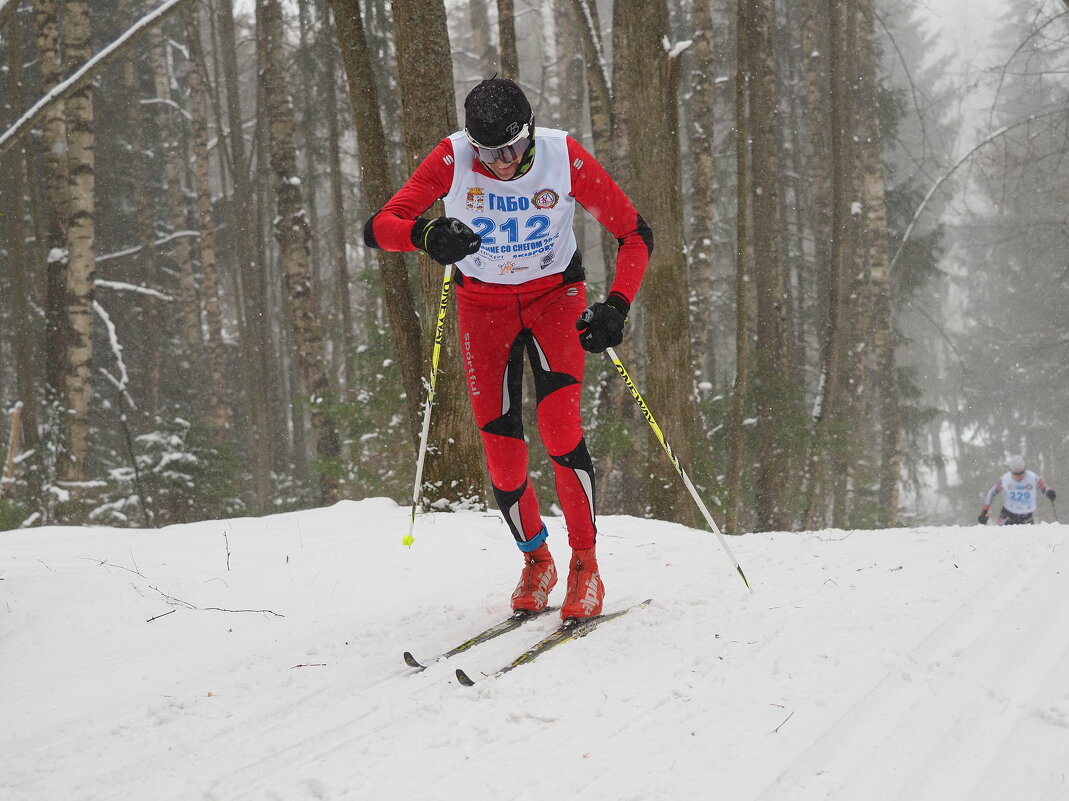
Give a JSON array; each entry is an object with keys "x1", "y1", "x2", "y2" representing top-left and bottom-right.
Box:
[{"x1": 532, "y1": 188, "x2": 559, "y2": 209}]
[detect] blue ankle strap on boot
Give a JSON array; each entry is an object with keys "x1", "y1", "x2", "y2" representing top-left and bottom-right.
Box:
[{"x1": 517, "y1": 522, "x2": 548, "y2": 552}]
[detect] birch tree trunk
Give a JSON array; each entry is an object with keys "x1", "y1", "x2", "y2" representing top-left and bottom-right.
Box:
[
  {"x1": 59, "y1": 0, "x2": 96, "y2": 483},
  {"x1": 33, "y1": 0, "x2": 71, "y2": 467},
  {"x1": 3, "y1": 22, "x2": 41, "y2": 464},
  {"x1": 260, "y1": 0, "x2": 342, "y2": 505}
]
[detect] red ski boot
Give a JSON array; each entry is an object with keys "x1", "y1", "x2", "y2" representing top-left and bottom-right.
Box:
[
  {"x1": 511, "y1": 543, "x2": 557, "y2": 612},
  {"x1": 561, "y1": 547, "x2": 604, "y2": 620}
]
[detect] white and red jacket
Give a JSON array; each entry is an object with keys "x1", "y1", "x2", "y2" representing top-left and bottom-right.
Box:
[
  {"x1": 984, "y1": 470, "x2": 1051, "y2": 515},
  {"x1": 366, "y1": 128, "x2": 650, "y2": 303}
]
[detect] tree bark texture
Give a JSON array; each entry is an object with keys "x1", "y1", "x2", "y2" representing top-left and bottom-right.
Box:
[
  {"x1": 613, "y1": 0, "x2": 698, "y2": 525},
  {"x1": 32, "y1": 0, "x2": 71, "y2": 430},
  {"x1": 331, "y1": 0, "x2": 425, "y2": 445},
  {"x1": 497, "y1": 0, "x2": 519, "y2": 80},
  {"x1": 217, "y1": 0, "x2": 273, "y2": 509},
  {"x1": 746, "y1": 0, "x2": 794, "y2": 531},
  {"x1": 184, "y1": 5, "x2": 233, "y2": 437},
  {"x1": 59, "y1": 0, "x2": 96, "y2": 483},
  {"x1": 260, "y1": 0, "x2": 342, "y2": 505},
  {"x1": 389, "y1": 0, "x2": 487, "y2": 510}
]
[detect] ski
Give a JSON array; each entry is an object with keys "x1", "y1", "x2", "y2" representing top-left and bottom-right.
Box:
[
  {"x1": 455, "y1": 598, "x2": 653, "y2": 686},
  {"x1": 403, "y1": 606, "x2": 558, "y2": 671}
]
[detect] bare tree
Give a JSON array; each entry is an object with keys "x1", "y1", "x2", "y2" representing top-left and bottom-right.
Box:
[
  {"x1": 391, "y1": 0, "x2": 486, "y2": 509},
  {"x1": 469, "y1": 0, "x2": 499, "y2": 77},
  {"x1": 613, "y1": 0, "x2": 698, "y2": 524},
  {"x1": 744, "y1": 0, "x2": 794, "y2": 531},
  {"x1": 32, "y1": 0, "x2": 71, "y2": 464},
  {"x1": 59, "y1": 0, "x2": 96, "y2": 483},
  {"x1": 150, "y1": 20, "x2": 203, "y2": 379},
  {"x1": 259, "y1": 0, "x2": 342, "y2": 505},
  {"x1": 726, "y1": 0, "x2": 757, "y2": 534},
  {"x1": 686, "y1": 0, "x2": 718, "y2": 386},
  {"x1": 330, "y1": 0, "x2": 424, "y2": 444},
  {"x1": 184, "y1": 5, "x2": 232, "y2": 437},
  {"x1": 3, "y1": 20, "x2": 40, "y2": 464},
  {"x1": 497, "y1": 0, "x2": 519, "y2": 79},
  {"x1": 217, "y1": 0, "x2": 274, "y2": 509}
]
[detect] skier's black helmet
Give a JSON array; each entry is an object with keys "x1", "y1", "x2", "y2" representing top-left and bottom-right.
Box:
[{"x1": 464, "y1": 77, "x2": 533, "y2": 147}]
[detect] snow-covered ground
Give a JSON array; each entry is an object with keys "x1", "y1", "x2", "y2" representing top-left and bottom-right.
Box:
[{"x1": 3, "y1": 499, "x2": 1068, "y2": 800}]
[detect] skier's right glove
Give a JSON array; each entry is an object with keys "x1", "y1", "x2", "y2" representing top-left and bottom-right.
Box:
[
  {"x1": 411, "y1": 216, "x2": 481, "y2": 265},
  {"x1": 1047, "y1": 488, "x2": 1057, "y2": 502},
  {"x1": 977, "y1": 509, "x2": 989, "y2": 525},
  {"x1": 576, "y1": 293, "x2": 630, "y2": 353}
]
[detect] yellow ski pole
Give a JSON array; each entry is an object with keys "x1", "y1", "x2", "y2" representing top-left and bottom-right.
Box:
[
  {"x1": 404, "y1": 264, "x2": 454, "y2": 547},
  {"x1": 604, "y1": 347, "x2": 751, "y2": 591}
]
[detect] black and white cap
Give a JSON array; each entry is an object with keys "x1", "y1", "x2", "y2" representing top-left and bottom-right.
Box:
[{"x1": 463, "y1": 77, "x2": 533, "y2": 148}]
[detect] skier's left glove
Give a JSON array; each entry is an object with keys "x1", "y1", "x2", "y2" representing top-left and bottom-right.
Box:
[
  {"x1": 977, "y1": 509, "x2": 989, "y2": 525},
  {"x1": 1047, "y1": 488, "x2": 1057, "y2": 502},
  {"x1": 411, "y1": 216, "x2": 481, "y2": 265},
  {"x1": 576, "y1": 293, "x2": 630, "y2": 353}
]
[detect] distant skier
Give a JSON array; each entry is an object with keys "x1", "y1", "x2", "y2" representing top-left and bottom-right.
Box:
[
  {"x1": 363, "y1": 77, "x2": 652, "y2": 620},
  {"x1": 978, "y1": 454, "x2": 1056, "y2": 525}
]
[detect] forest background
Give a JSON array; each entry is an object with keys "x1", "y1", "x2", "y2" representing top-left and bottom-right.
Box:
[{"x1": 1, "y1": 0, "x2": 1067, "y2": 533}]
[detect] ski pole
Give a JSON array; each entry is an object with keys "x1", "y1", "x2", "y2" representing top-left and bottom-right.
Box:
[
  {"x1": 404, "y1": 264, "x2": 454, "y2": 547},
  {"x1": 604, "y1": 346, "x2": 751, "y2": 591}
]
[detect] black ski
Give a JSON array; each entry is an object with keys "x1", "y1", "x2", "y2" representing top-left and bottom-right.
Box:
[
  {"x1": 403, "y1": 606, "x2": 558, "y2": 671},
  {"x1": 455, "y1": 598, "x2": 653, "y2": 686}
]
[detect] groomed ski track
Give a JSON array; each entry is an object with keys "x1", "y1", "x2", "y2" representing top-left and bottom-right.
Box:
[{"x1": 3, "y1": 501, "x2": 1068, "y2": 800}]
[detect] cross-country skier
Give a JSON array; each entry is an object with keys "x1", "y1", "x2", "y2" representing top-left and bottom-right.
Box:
[
  {"x1": 363, "y1": 77, "x2": 652, "y2": 620},
  {"x1": 978, "y1": 454, "x2": 1056, "y2": 525}
]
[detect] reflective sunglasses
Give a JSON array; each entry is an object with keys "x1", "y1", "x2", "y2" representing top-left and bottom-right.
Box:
[{"x1": 464, "y1": 123, "x2": 530, "y2": 164}]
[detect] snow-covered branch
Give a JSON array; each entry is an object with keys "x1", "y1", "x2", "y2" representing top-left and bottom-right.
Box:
[
  {"x1": 94, "y1": 280, "x2": 174, "y2": 302},
  {"x1": 93, "y1": 301, "x2": 132, "y2": 400},
  {"x1": 0, "y1": 0, "x2": 197, "y2": 159}
]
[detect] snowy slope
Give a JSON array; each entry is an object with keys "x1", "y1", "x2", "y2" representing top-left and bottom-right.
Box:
[{"x1": 3, "y1": 499, "x2": 1068, "y2": 801}]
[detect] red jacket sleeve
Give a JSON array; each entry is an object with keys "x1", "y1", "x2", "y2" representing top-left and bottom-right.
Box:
[
  {"x1": 567, "y1": 137, "x2": 652, "y2": 305},
  {"x1": 365, "y1": 138, "x2": 456, "y2": 252}
]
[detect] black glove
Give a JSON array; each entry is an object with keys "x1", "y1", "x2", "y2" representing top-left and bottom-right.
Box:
[
  {"x1": 1048, "y1": 488, "x2": 1056, "y2": 502},
  {"x1": 977, "y1": 510, "x2": 989, "y2": 525},
  {"x1": 576, "y1": 293, "x2": 630, "y2": 353},
  {"x1": 411, "y1": 216, "x2": 481, "y2": 265}
]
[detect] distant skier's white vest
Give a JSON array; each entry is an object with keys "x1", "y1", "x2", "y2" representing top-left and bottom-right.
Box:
[
  {"x1": 444, "y1": 128, "x2": 577, "y2": 286},
  {"x1": 999, "y1": 470, "x2": 1041, "y2": 514}
]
